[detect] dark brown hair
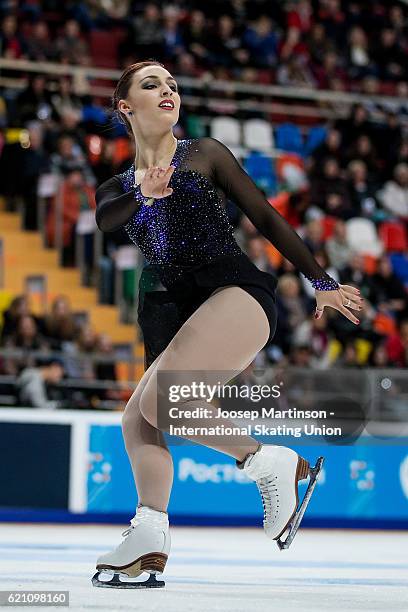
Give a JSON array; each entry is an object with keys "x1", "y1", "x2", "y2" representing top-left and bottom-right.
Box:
[{"x1": 112, "y1": 60, "x2": 165, "y2": 135}]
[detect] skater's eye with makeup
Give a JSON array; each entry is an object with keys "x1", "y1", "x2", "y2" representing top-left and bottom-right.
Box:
[{"x1": 144, "y1": 84, "x2": 178, "y2": 92}]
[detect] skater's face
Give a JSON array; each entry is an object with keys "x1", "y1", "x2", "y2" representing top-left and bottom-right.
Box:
[{"x1": 118, "y1": 66, "x2": 180, "y2": 134}]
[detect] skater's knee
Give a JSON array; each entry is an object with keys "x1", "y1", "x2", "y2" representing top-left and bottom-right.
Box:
[
  {"x1": 121, "y1": 399, "x2": 143, "y2": 443},
  {"x1": 138, "y1": 384, "x2": 159, "y2": 429},
  {"x1": 121, "y1": 409, "x2": 134, "y2": 445}
]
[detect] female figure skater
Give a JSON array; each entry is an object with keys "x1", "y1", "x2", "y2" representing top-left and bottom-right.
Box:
[{"x1": 92, "y1": 61, "x2": 363, "y2": 588}]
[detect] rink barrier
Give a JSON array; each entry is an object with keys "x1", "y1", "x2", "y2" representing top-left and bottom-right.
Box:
[{"x1": 0, "y1": 408, "x2": 407, "y2": 528}]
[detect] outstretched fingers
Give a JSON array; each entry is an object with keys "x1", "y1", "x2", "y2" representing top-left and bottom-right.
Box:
[{"x1": 337, "y1": 303, "x2": 360, "y2": 325}]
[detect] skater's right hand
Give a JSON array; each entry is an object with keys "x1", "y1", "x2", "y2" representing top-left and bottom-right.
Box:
[{"x1": 137, "y1": 166, "x2": 176, "y2": 199}]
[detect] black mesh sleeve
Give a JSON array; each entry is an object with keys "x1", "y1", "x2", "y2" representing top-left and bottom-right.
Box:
[
  {"x1": 205, "y1": 137, "x2": 340, "y2": 290},
  {"x1": 95, "y1": 176, "x2": 151, "y2": 233}
]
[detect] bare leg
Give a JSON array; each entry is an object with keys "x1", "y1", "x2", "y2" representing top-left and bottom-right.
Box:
[
  {"x1": 121, "y1": 350, "x2": 173, "y2": 512},
  {"x1": 138, "y1": 286, "x2": 271, "y2": 461}
]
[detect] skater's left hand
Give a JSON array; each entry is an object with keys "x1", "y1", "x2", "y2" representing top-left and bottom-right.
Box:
[{"x1": 314, "y1": 284, "x2": 363, "y2": 325}]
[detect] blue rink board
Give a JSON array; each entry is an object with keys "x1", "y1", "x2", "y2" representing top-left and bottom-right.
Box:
[{"x1": 87, "y1": 425, "x2": 408, "y2": 523}]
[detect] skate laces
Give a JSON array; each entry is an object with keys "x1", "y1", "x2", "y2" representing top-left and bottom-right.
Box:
[
  {"x1": 257, "y1": 475, "x2": 280, "y2": 526},
  {"x1": 121, "y1": 506, "x2": 168, "y2": 537}
]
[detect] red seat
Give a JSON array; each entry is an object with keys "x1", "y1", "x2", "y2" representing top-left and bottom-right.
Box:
[
  {"x1": 321, "y1": 216, "x2": 337, "y2": 240},
  {"x1": 379, "y1": 221, "x2": 408, "y2": 252},
  {"x1": 89, "y1": 29, "x2": 126, "y2": 68}
]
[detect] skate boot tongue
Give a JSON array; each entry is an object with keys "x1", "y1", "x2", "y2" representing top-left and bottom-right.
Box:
[
  {"x1": 236, "y1": 444, "x2": 282, "y2": 480},
  {"x1": 122, "y1": 506, "x2": 169, "y2": 537}
]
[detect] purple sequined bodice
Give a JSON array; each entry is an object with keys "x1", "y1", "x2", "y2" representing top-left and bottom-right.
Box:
[
  {"x1": 117, "y1": 139, "x2": 242, "y2": 286},
  {"x1": 96, "y1": 135, "x2": 339, "y2": 293}
]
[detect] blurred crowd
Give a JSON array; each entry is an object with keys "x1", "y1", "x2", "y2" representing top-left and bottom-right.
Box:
[
  {"x1": 0, "y1": 293, "x2": 128, "y2": 408},
  {"x1": 0, "y1": 0, "x2": 407, "y2": 407},
  {"x1": 1, "y1": 1, "x2": 408, "y2": 95}
]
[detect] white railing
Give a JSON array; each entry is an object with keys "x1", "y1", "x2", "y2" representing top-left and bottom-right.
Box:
[{"x1": 1, "y1": 57, "x2": 407, "y2": 123}]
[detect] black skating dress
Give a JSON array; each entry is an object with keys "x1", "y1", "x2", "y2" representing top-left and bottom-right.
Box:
[{"x1": 95, "y1": 137, "x2": 339, "y2": 370}]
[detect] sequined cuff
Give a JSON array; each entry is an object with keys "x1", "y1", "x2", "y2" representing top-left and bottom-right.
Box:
[
  {"x1": 133, "y1": 184, "x2": 155, "y2": 207},
  {"x1": 304, "y1": 274, "x2": 340, "y2": 291}
]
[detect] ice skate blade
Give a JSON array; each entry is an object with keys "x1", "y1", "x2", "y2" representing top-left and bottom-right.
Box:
[
  {"x1": 91, "y1": 571, "x2": 165, "y2": 589},
  {"x1": 276, "y1": 456, "x2": 324, "y2": 551}
]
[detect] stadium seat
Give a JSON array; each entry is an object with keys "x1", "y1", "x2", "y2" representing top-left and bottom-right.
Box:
[
  {"x1": 304, "y1": 125, "x2": 327, "y2": 156},
  {"x1": 345, "y1": 218, "x2": 384, "y2": 257},
  {"x1": 389, "y1": 253, "x2": 408, "y2": 286},
  {"x1": 275, "y1": 123, "x2": 303, "y2": 155},
  {"x1": 210, "y1": 117, "x2": 241, "y2": 146},
  {"x1": 186, "y1": 114, "x2": 206, "y2": 138},
  {"x1": 242, "y1": 119, "x2": 274, "y2": 152},
  {"x1": 89, "y1": 29, "x2": 125, "y2": 68},
  {"x1": 379, "y1": 221, "x2": 408, "y2": 252},
  {"x1": 244, "y1": 151, "x2": 277, "y2": 195}
]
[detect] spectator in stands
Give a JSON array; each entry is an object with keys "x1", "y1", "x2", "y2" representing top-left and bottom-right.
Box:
[
  {"x1": 0, "y1": 13, "x2": 26, "y2": 59},
  {"x1": 46, "y1": 167, "x2": 96, "y2": 266},
  {"x1": 49, "y1": 135, "x2": 94, "y2": 182},
  {"x1": 173, "y1": 51, "x2": 200, "y2": 83},
  {"x1": 289, "y1": 344, "x2": 314, "y2": 367},
  {"x1": 335, "y1": 340, "x2": 362, "y2": 368},
  {"x1": 273, "y1": 274, "x2": 309, "y2": 354},
  {"x1": 94, "y1": 333, "x2": 123, "y2": 402},
  {"x1": 370, "y1": 255, "x2": 408, "y2": 320},
  {"x1": 13, "y1": 73, "x2": 55, "y2": 124},
  {"x1": 207, "y1": 14, "x2": 241, "y2": 69},
  {"x1": 286, "y1": 0, "x2": 312, "y2": 35},
  {"x1": 16, "y1": 357, "x2": 65, "y2": 409},
  {"x1": 347, "y1": 159, "x2": 380, "y2": 218},
  {"x1": 375, "y1": 111, "x2": 403, "y2": 179},
  {"x1": 312, "y1": 48, "x2": 347, "y2": 90},
  {"x1": 0, "y1": 295, "x2": 31, "y2": 342},
  {"x1": 373, "y1": 27, "x2": 406, "y2": 82},
  {"x1": 377, "y1": 163, "x2": 408, "y2": 220},
  {"x1": 62, "y1": 323, "x2": 97, "y2": 379},
  {"x1": 277, "y1": 54, "x2": 316, "y2": 88},
  {"x1": 385, "y1": 318, "x2": 408, "y2": 367},
  {"x1": 310, "y1": 157, "x2": 352, "y2": 218},
  {"x1": 317, "y1": 0, "x2": 346, "y2": 48},
  {"x1": 292, "y1": 309, "x2": 331, "y2": 368},
  {"x1": 20, "y1": 121, "x2": 48, "y2": 230},
  {"x1": 43, "y1": 295, "x2": 79, "y2": 350},
  {"x1": 25, "y1": 20, "x2": 55, "y2": 62},
  {"x1": 367, "y1": 341, "x2": 394, "y2": 367},
  {"x1": 2, "y1": 314, "x2": 50, "y2": 373},
  {"x1": 242, "y1": 14, "x2": 279, "y2": 68},
  {"x1": 345, "y1": 135, "x2": 378, "y2": 178},
  {"x1": 279, "y1": 24, "x2": 309, "y2": 63},
  {"x1": 307, "y1": 22, "x2": 334, "y2": 65},
  {"x1": 310, "y1": 127, "x2": 343, "y2": 168},
  {"x1": 162, "y1": 5, "x2": 185, "y2": 62},
  {"x1": 98, "y1": 0, "x2": 131, "y2": 22},
  {"x1": 244, "y1": 236, "x2": 275, "y2": 274},
  {"x1": 396, "y1": 138, "x2": 408, "y2": 166},
  {"x1": 181, "y1": 9, "x2": 211, "y2": 69},
  {"x1": 93, "y1": 140, "x2": 116, "y2": 185},
  {"x1": 336, "y1": 104, "x2": 372, "y2": 149},
  {"x1": 125, "y1": 3, "x2": 165, "y2": 62},
  {"x1": 94, "y1": 333, "x2": 117, "y2": 381},
  {"x1": 301, "y1": 218, "x2": 325, "y2": 256},
  {"x1": 326, "y1": 219, "x2": 353, "y2": 271},
  {"x1": 346, "y1": 26, "x2": 372, "y2": 81},
  {"x1": 50, "y1": 76, "x2": 84, "y2": 121},
  {"x1": 338, "y1": 252, "x2": 376, "y2": 301},
  {"x1": 54, "y1": 19, "x2": 90, "y2": 65},
  {"x1": 233, "y1": 214, "x2": 259, "y2": 251}
]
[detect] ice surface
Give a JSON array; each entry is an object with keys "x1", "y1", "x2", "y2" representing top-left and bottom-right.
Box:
[{"x1": 0, "y1": 523, "x2": 407, "y2": 611}]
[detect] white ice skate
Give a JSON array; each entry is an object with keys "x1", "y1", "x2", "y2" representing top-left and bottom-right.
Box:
[
  {"x1": 91, "y1": 505, "x2": 170, "y2": 588},
  {"x1": 237, "y1": 444, "x2": 324, "y2": 549}
]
